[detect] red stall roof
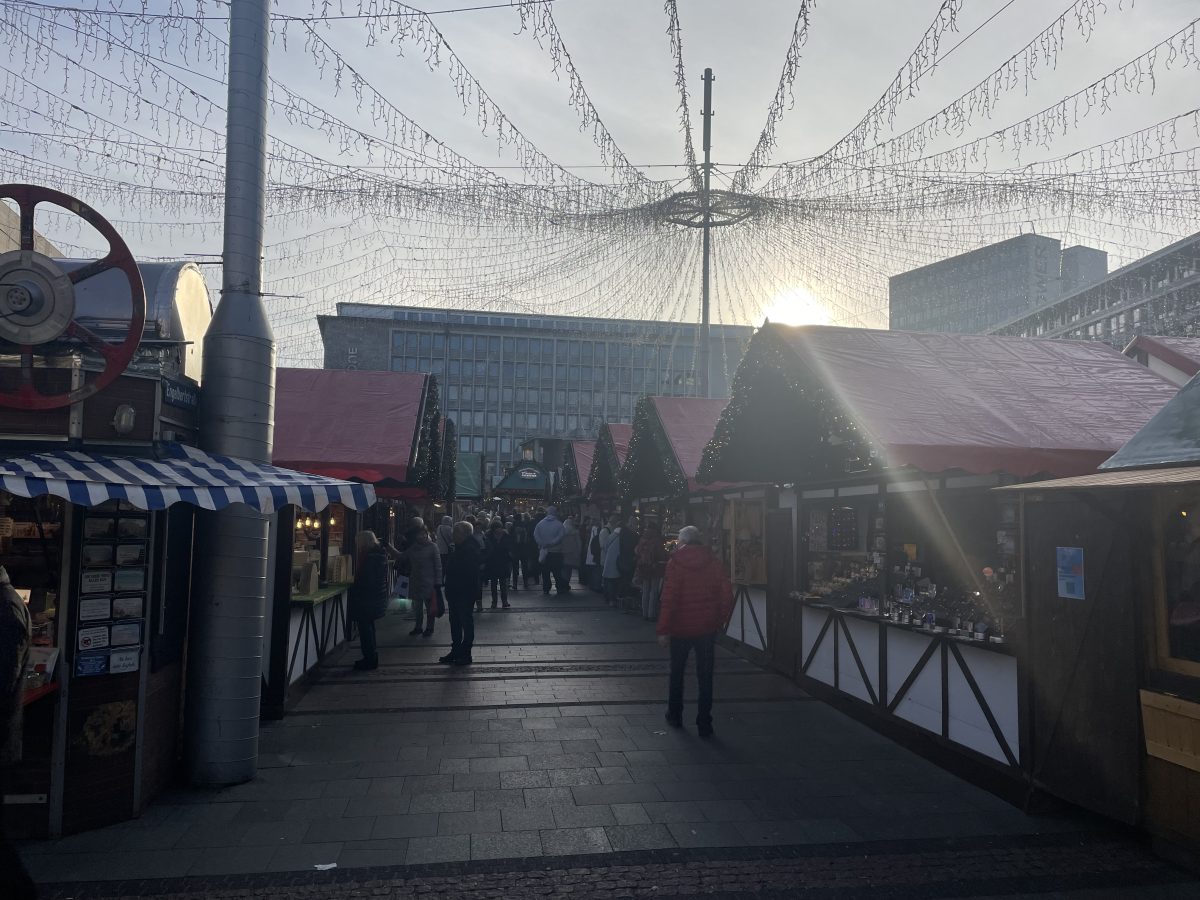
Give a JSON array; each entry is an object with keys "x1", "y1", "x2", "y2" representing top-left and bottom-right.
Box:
[
  {"x1": 571, "y1": 440, "x2": 597, "y2": 494},
  {"x1": 1124, "y1": 334, "x2": 1200, "y2": 380},
  {"x1": 776, "y1": 326, "x2": 1178, "y2": 478},
  {"x1": 273, "y1": 369, "x2": 428, "y2": 484},
  {"x1": 607, "y1": 423, "x2": 633, "y2": 466},
  {"x1": 646, "y1": 397, "x2": 754, "y2": 493}
]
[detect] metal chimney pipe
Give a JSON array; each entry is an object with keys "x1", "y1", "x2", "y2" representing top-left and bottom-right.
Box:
[{"x1": 185, "y1": 0, "x2": 275, "y2": 786}]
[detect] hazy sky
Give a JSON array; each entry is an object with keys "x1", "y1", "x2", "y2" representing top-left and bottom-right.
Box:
[{"x1": 5, "y1": 0, "x2": 1198, "y2": 359}]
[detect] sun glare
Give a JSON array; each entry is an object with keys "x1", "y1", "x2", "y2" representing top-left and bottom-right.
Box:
[{"x1": 761, "y1": 286, "x2": 832, "y2": 327}]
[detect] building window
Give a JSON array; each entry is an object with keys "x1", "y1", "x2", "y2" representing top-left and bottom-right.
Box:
[
  {"x1": 433, "y1": 334, "x2": 445, "y2": 351},
  {"x1": 460, "y1": 436, "x2": 471, "y2": 452},
  {"x1": 449, "y1": 335, "x2": 461, "y2": 352},
  {"x1": 472, "y1": 437, "x2": 484, "y2": 452},
  {"x1": 419, "y1": 333, "x2": 432, "y2": 352}
]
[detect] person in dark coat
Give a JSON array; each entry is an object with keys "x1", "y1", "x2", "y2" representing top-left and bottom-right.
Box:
[
  {"x1": 0, "y1": 566, "x2": 36, "y2": 899},
  {"x1": 656, "y1": 527, "x2": 734, "y2": 737},
  {"x1": 618, "y1": 514, "x2": 641, "y2": 609},
  {"x1": 510, "y1": 514, "x2": 530, "y2": 590},
  {"x1": 484, "y1": 519, "x2": 513, "y2": 609},
  {"x1": 441, "y1": 522, "x2": 482, "y2": 665},
  {"x1": 350, "y1": 531, "x2": 391, "y2": 671}
]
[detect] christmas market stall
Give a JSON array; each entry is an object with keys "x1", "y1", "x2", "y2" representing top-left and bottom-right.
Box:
[
  {"x1": 619, "y1": 396, "x2": 768, "y2": 649},
  {"x1": 700, "y1": 323, "x2": 1178, "y2": 792},
  {"x1": 0, "y1": 185, "x2": 373, "y2": 837},
  {"x1": 454, "y1": 451, "x2": 484, "y2": 515},
  {"x1": 266, "y1": 368, "x2": 442, "y2": 711},
  {"x1": 998, "y1": 373, "x2": 1200, "y2": 856},
  {"x1": 584, "y1": 422, "x2": 632, "y2": 513},
  {"x1": 492, "y1": 459, "x2": 550, "y2": 513},
  {"x1": 553, "y1": 440, "x2": 597, "y2": 519}
]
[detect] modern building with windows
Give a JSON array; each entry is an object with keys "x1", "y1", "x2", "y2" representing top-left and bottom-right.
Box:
[
  {"x1": 889, "y1": 234, "x2": 1108, "y2": 333},
  {"x1": 319, "y1": 303, "x2": 753, "y2": 487},
  {"x1": 988, "y1": 231, "x2": 1200, "y2": 348}
]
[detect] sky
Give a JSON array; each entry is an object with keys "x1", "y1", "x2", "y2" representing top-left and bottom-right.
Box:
[{"x1": 3, "y1": 0, "x2": 1198, "y2": 360}]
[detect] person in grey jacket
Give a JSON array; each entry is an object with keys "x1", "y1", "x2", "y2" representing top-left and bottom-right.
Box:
[
  {"x1": 0, "y1": 566, "x2": 35, "y2": 899},
  {"x1": 406, "y1": 526, "x2": 444, "y2": 638}
]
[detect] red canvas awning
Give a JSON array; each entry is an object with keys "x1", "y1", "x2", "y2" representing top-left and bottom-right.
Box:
[
  {"x1": 273, "y1": 369, "x2": 428, "y2": 485},
  {"x1": 651, "y1": 397, "x2": 749, "y2": 493},
  {"x1": 571, "y1": 440, "x2": 596, "y2": 494},
  {"x1": 777, "y1": 326, "x2": 1178, "y2": 478},
  {"x1": 607, "y1": 423, "x2": 632, "y2": 467},
  {"x1": 1124, "y1": 334, "x2": 1200, "y2": 380}
]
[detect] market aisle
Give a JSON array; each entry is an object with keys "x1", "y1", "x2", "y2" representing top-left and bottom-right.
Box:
[{"x1": 22, "y1": 586, "x2": 1199, "y2": 897}]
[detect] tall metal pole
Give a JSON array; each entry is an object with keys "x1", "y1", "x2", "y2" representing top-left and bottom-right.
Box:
[
  {"x1": 700, "y1": 68, "x2": 714, "y2": 398},
  {"x1": 186, "y1": 0, "x2": 275, "y2": 786}
]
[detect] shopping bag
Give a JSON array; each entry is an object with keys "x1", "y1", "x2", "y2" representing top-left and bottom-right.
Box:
[
  {"x1": 433, "y1": 587, "x2": 446, "y2": 618},
  {"x1": 393, "y1": 572, "x2": 410, "y2": 600}
]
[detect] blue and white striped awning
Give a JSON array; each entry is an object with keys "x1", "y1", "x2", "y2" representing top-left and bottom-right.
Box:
[{"x1": 0, "y1": 442, "x2": 376, "y2": 513}]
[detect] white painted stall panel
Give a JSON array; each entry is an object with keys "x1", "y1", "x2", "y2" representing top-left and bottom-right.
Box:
[
  {"x1": 837, "y1": 617, "x2": 880, "y2": 704},
  {"x1": 804, "y1": 609, "x2": 837, "y2": 688},
  {"x1": 946, "y1": 645, "x2": 1019, "y2": 764},
  {"x1": 887, "y1": 629, "x2": 942, "y2": 735}
]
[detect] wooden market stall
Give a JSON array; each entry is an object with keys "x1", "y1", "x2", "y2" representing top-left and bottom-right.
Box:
[
  {"x1": 700, "y1": 323, "x2": 1178, "y2": 794},
  {"x1": 1124, "y1": 334, "x2": 1200, "y2": 387},
  {"x1": 1001, "y1": 374, "x2": 1200, "y2": 859},
  {"x1": 553, "y1": 440, "x2": 597, "y2": 518},
  {"x1": 492, "y1": 459, "x2": 550, "y2": 513},
  {"x1": 265, "y1": 368, "x2": 442, "y2": 713}
]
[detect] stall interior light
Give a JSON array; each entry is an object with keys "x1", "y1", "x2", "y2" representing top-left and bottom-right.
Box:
[
  {"x1": 1182, "y1": 510, "x2": 1189, "y2": 517},
  {"x1": 329, "y1": 516, "x2": 336, "y2": 526},
  {"x1": 294, "y1": 519, "x2": 303, "y2": 530}
]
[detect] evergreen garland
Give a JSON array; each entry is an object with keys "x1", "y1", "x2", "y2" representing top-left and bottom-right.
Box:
[
  {"x1": 411, "y1": 376, "x2": 444, "y2": 499},
  {"x1": 699, "y1": 325, "x2": 878, "y2": 485},
  {"x1": 440, "y1": 417, "x2": 458, "y2": 503},
  {"x1": 587, "y1": 424, "x2": 619, "y2": 498},
  {"x1": 618, "y1": 396, "x2": 689, "y2": 500}
]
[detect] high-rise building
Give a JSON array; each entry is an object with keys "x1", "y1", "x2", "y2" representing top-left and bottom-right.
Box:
[
  {"x1": 889, "y1": 234, "x2": 1108, "y2": 334},
  {"x1": 989, "y1": 231, "x2": 1200, "y2": 348},
  {"x1": 319, "y1": 303, "x2": 753, "y2": 486}
]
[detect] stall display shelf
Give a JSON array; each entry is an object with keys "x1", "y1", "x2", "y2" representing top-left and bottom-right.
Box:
[
  {"x1": 801, "y1": 599, "x2": 1013, "y2": 654},
  {"x1": 291, "y1": 583, "x2": 351, "y2": 606}
]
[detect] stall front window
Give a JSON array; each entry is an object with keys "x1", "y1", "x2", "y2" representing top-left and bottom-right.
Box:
[
  {"x1": 803, "y1": 495, "x2": 880, "y2": 603},
  {"x1": 1, "y1": 492, "x2": 64, "y2": 690},
  {"x1": 1161, "y1": 500, "x2": 1200, "y2": 670}
]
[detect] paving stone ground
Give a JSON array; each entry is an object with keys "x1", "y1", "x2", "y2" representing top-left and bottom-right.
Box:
[{"x1": 22, "y1": 583, "x2": 1200, "y2": 897}]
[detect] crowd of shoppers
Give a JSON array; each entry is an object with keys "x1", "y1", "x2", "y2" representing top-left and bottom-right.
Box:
[{"x1": 348, "y1": 508, "x2": 734, "y2": 738}]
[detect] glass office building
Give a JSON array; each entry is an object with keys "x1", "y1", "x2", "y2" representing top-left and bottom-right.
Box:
[{"x1": 319, "y1": 303, "x2": 753, "y2": 486}]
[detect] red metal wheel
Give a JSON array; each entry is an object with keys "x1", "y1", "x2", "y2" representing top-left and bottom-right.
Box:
[{"x1": 0, "y1": 184, "x2": 145, "y2": 410}]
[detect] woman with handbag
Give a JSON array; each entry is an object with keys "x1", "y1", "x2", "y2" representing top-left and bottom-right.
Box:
[
  {"x1": 350, "y1": 531, "x2": 391, "y2": 671},
  {"x1": 405, "y1": 524, "x2": 444, "y2": 637}
]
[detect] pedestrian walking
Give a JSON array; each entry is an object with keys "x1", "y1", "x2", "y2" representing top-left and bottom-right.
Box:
[
  {"x1": 600, "y1": 514, "x2": 623, "y2": 607},
  {"x1": 618, "y1": 514, "x2": 641, "y2": 611},
  {"x1": 560, "y1": 516, "x2": 582, "y2": 589},
  {"x1": 349, "y1": 531, "x2": 391, "y2": 670},
  {"x1": 441, "y1": 522, "x2": 482, "y2": 666},
  {"x1": 534, "y1": 505, "x2": 568, "y2": 595},
  {"x1": 405, "y1": 524, "x2": 443, "y2": 637},
  {"x1": 634, "y1": 521, "x2": 669, "y2": 621},
  {"x1": 0, "y1": 566, "x2": 36, "y2": 900},
  {"x1": 583, "y1": 517, "x2": 603, "y2": 590},
  {"x1": 435, "y1": 515, "x2": 454, "y2": 572},
  {"x1": 657, "y1": 526, "x2": 734, "y2": 737},
  {"x1": 510, "y1": 513, "x2": 531, "y2": 590},
  {"x1": 484, "y1": 519, "x2": 513, "y2": 609}
]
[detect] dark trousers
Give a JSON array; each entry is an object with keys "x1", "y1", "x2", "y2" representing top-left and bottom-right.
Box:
[
  {"x1": 541, "y1": 552, "x2": 565, "y2": 594},
  {"x1": 448, "y1": 595, "x2": 476, "y2": 659},
  {"x1": 488, "y1": 576, "x2": 508, "y2": 605},
  {"x1": 511, "y1": 558, "x2": 522, "y2": 587},
  {"x1": 668, "y1": 633, "x2": 716, "y2": 728},
  {"x1": 357, "y1": 615, "x2": 378, "y2": 662}
]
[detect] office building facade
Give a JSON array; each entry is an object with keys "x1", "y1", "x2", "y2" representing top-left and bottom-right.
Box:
[
  {"x1": 889, "y1": 234, "x2": 1108, "y2": 333},
  {"x1": 319, "y1": 303, "x2": 752, "y2": 486},
  {"x1": 989, "y1": 231, "x2": 1200, "y2": 348}
]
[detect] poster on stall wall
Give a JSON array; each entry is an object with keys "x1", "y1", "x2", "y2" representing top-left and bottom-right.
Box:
[
  {"x1": 109, "y1": 649, "x2": 140, "y2": 674},
  {"x1": 109, "y1": 622, "x2": 142, "y2": 647},
  {"x1": 74, "y1": 652, "x2": 109, "y2": 677},
  {"x1": 112, "y1": 596, "x2": 143, "y2": 620},
  {"x1": 80, "y1": 570, "x2": 113, "y2": 594},
  {"x1": 1056, "y1": 547, "x2": 1085, "y2": 600},
  {"x1": 78, "y1": 625, "x2": 109, "y2": 651},
  {"x1": 78, "y1": 596, "x2": 112, "y2": 622}
]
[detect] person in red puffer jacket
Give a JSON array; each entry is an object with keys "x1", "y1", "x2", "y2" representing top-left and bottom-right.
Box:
[{"x1": 656, "y1": 526, "x2": 735, "y2": 737}]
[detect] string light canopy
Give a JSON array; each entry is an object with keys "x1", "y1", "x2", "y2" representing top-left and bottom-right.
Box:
[{"x1": 0, "y1": 0, "x2": 1197, "y2": 380}]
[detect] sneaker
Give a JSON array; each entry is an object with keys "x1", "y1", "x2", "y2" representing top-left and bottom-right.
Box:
[
  {"x1": 502, "y1": 602, "x2": 511, "y2": 609},
  {"x1": 439, "y1": 652, "x2": 458, "y2": 664},
  {"x1": 697, "y1": 724, "x2": 714, "y2": 738},
  {"x1": 353, "y1": 657, "x2": 378, "y2": 671},
  {"x1": 665, "y1": 713, "x2": 683, "y2": 729},
  {"x1": 408, "y1": 627, "x2": 422, "y2": 636},
  {"x1": 421, "y1": 628, "x2": 433, "y2": 637},
  {"x1": 451, "y1": 656, "x2": 473, "y2": 666}
]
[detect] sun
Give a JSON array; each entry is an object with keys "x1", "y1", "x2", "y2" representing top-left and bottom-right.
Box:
[{"x1": 761, "y1": 286, "x2": 832, "y2": 327}]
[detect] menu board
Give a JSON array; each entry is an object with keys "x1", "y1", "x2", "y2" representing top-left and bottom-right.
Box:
[{"x1": 75, "y1": 505, "x2": 149, "y2": 677}]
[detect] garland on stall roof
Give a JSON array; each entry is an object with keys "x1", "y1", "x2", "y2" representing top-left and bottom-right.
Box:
[
  {"x1": 698, "y1": 325, "x2": 878, "y2": 485},
  {"x1": 411, "y1": 376, "x2": 444, "y2": 500},
  {"x1": 440, "y1": 417, "x2": 458, "y2": 504},
  {"x1": 557, "y1": 451, "x2": 580, "y2": 503},
  {"x1": 618, "y1": 396, "x2": 688, "y2": 500}
]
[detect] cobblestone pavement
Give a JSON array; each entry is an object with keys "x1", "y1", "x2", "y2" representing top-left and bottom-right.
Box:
[{"x1": 23, "y1": 585, "x2": 1200, "y2": 897}]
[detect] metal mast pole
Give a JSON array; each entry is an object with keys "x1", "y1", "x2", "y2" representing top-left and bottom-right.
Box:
[
  {"x1": 186, "y1": 0, "x2": 275, "y2": 786},
  {"x1": 700, "y1": 67, "x2": 714, "y2": 398}
]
